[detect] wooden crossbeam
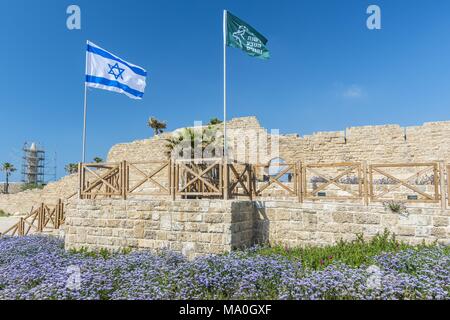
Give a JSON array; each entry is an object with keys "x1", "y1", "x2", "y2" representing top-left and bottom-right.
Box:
[
  {"x1": 306, "y1": 165, "x2": 361, "y2": 198},
  {"x1": 83, "y1": 166, "x2": 121, "y2": 194},
  {"x1": 229, "y1": 164, "x2": 250, "y2": 196},
  {"x1": 127, "y1": 162, "x2": 169, "y2": 193},
  {"x1": 256, "y1": 164, "x2": 295, "y2": 195},
  {"x1": 370, "y1": 166, "x2": 435, "y2": 200},
  {"x1": 178, "y1": 161, "x2": 221, "y2": 193}
]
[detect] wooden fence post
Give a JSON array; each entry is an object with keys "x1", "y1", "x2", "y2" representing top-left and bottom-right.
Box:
[
  {"x1": 247, "y1": 164, "x2": 253, "y2": 200},
  {"x1": 56, "y1": 199, "x2": 64, "y2": 229},
  {"x1": 223, "y1": 160, "x2": 229, "y2": 200},
  {"x1": 18, "y1": 218, "x2": 24, "y2": 236},
  {"x1": 439, "y1": 161, "x2": 446, "y2": 210},
  {"x1": 78, "y1": 162, "x2": 82, "y2": 200},
  {"x1": 171, "y1": 160, "x2": 176, "y2": 201},
  {"x1": 297, "y1": 161, "x2": 303, "y2": 203},
  {"x1": 37, "y1": 203, "x2": 45, "y2": 232},
  {"x1": 363, "y1": 161, "x2": 369, "y2": 206},
  {"x1": 122, "y1": 160, "x2": 127, "y2": 200}
]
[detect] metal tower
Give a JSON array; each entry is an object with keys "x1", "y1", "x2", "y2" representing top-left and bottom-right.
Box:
[{"x1": 21, "y1": 142, "x2": 45, "y2": 185}]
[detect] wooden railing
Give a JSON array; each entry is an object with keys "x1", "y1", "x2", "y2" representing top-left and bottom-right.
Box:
[
  {"x1": 369, "y1": 163, "x2": 440, "y2": 203},
  {"x1": 76, "y1": 159, "x2": 447, "y2": 205},
  {"x1": 228, "y1": 161, "x2": 254, "y2": 199},
  {"x1": 2, "y1": 159, "x2": 449, "y2": 238},
  {"x1": 303, "y1": 162, "x2": 364, "y2": 201},
  {"x1": 175, "y1": 158, "x2": 223, "y2": 197},
  {"x1": 0, "y1": 199, "x2": 65, "y2": 236},
  {"x1": 253, "y1": 162, "x2": 299, "y2": 199}
]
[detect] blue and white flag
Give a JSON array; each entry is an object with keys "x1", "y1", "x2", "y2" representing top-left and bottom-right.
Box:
[{"x1": 85, "y1": 41, "x2": 147, "y2": 99}]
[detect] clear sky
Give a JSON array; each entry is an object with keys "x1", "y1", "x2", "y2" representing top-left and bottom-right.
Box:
[{"x1": 2, "y1": 0, "x2": 450, "y2": 182}]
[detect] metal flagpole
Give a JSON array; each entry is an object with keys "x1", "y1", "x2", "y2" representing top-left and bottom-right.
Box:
[
  {"x1": 223, "y1": 10, "x2": 227, "y2": 158},
  {"x1": 82, "y1": 40, "x2": 88, "y2": 163},
  {"x1": 223, "y1": 10, "x2": 229, "y2": 200}
]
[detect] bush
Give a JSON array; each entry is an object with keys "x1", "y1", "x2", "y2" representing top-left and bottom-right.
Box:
[
  {"x1": 20, "y1": 183, "x2": 45, "y2": 192},
  {"x1": 0, "y1": 210, "x2": 9, "y2": 217},
  {"x1": 383, "y1": 200, "x2": 407, "y2": 214},
  {"x1": 254, "y1": 230, "x2": 418, "y2": 269}
]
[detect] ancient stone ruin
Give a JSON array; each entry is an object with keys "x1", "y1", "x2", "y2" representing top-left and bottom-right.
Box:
[{"x1": 1, "y1": 116, "x2": 449, "y2": 257}]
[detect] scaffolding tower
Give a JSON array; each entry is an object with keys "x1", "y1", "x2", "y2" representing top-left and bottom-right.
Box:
[{"x1": 21, "y1": 142, "x2": 45, "y2": 185}]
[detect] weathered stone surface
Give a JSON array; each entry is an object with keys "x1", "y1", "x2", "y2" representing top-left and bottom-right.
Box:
[{"x1": 64, "y1": 198, "x2": 450, "y2": 257}]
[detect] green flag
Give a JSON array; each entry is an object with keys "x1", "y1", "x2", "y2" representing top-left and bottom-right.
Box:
[{"x1": 225, "y1": 11, "x2": 270, "y2": 59}]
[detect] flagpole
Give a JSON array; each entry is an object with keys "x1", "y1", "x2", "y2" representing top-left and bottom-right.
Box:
[
  {"x1": 223, "y1": 10, "x2": 229, "y2": 200},
  {"x1": 223, "y1": 10, "x2": 227, "y2": 159},
  {"x1": 82, "y1": 40, "x2": 88, "y2": 163}
]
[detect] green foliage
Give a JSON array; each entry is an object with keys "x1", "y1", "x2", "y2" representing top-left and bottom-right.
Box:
[
  {"x1": 165, "y1": 126, "x2": 223, "y2": 159},
  {"x1": 1, "y1": 163, "x2": 16, "y2": 173},
  {"x1": 20, "y1": 183, "x2": 44, "y2": 191},
  {"x1": 383, "y1": 200, "x2": 407, "y2": 214},
  {"x1": 65, "y1": 163, "x2": 78, "y2": 174},
  {"x1": 254, "y1": 230, "x2": 434, "y2": 270},
  {"x1": 0, "y1": 210, "x2": 10, "y2": 217},
  {"x1": 93, "y1": 157, "x2": 103, "y2": 163},
  {"x1": 148, "y1": 117, "x2": 167, "y2": 136},
  {"x1": 68, "y1": 246, "x2": 133, "y2": 259},
  {"x1": 208, "y1": 118, "x2": 223, "y2": 125}
]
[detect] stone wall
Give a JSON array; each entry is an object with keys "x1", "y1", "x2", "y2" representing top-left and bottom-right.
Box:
[
  {"x1": 64, "y1": 199, "x2": 254, "y2": 259},
  {"x1": 64, "y1": 199, "x2": 449, "y2": 256},
  {"x1": 255, "y1": 201, "x2": 450, "y2": 247},
  {"x1": 0, "y1": 183, "x2": 24, "y2": 195},
  {"x1": 4, "y1": 115, "x2": 450, "y2": 218},
  {"x1": 0, "y1": 174, "x2": 78, "y2": 216},
  {"x1": 279, "y1": 121, "x2": 450, "y2": 164},
  {"x1": 107, "y1": 116, "x2": 450, "y2": 165}
]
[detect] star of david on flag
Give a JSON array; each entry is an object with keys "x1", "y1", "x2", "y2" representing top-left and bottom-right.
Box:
[{"x1": 85, "y1": 41, "x2": 147, "y2": 99}]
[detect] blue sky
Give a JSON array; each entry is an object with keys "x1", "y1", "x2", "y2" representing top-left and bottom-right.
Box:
[{"x1": 2, "y1": 0, "x2": 450, "y2": 182}]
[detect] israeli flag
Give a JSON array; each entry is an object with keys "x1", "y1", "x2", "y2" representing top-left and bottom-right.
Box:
[{"x1": 85, "y1": 41, "x2": 147, "y2": 99}]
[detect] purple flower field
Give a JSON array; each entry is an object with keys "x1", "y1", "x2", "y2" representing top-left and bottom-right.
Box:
[{"x1": 0, "y1": 235, "x2": 448, "y2": 300}]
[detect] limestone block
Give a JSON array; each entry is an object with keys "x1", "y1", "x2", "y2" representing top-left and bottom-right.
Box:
[
  {"x1": 431, "y1": 227, "x2": 447, "y2": 238},
  {"x1": 397, "y1": 226, "x2": 416, "y2": 236},
  {"x1": 160, "y1": 214, "x2": 172, "y2": 231},
  {"x1": 332, "y1": 212, "x2": 354, "y2": 223},
  {"x1": 433, "y1": 216, "x2": 449, "y2": 227},
  {"x1": 354, "y1": 213, "x2": 380, "y2": 225}
]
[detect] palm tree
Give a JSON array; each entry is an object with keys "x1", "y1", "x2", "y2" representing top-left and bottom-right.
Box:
[
  {"x1": 1, "y1": 163, "x2": 16, "y2": 194},
  {"x1": 148, "y1": 117, "x2": 167, "y2": 136},
  {"x1": 93, "y1": 157, "x2": 103, "y2": 163},
  {"x1": 165, "y1": 127, "x2": 223, "y2": 197},
  {"x1": 165, "y1": 126, "x2": 222, "y2": 160}
]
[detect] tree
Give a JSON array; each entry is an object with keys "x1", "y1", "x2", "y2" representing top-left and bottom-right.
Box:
[
  {"x1": 148, "y1": 117, "x2": 167, "y2": 136},
  {"x1": 65, "y1": 163, "x2": 79, "y2": 175},
  {"x1": 208, "y1": 118, "x2": 222, "y2": 125},
  {"x1": 165, "y1": 126, "x2": 222, "y2": 160},
  {"x1": 93, "y1": 157, "x2": 103, "y2": 163},
  {"x1": 1, "y1": 163, "x2": 16, "y2": 194}
]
